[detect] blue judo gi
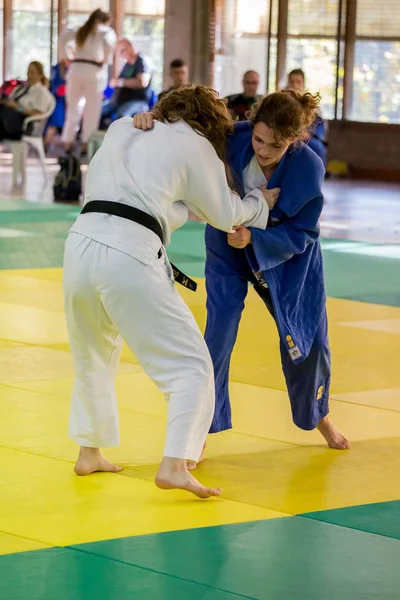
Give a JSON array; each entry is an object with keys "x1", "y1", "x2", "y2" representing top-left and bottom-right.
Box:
[
  {"x1": 46, "y1": 63, "x2": 67, "y2": 131},
  {"x1": 204, "y1": 121, "x2": 330, "y2": 433},
  {"x1": 308, "y1": 118, "x2": 328, "y2": 167}
]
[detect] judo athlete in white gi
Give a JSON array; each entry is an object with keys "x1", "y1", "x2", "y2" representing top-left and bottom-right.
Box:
[{"x1": 62, "y1": 85, "x2": 270, "y2": 498}]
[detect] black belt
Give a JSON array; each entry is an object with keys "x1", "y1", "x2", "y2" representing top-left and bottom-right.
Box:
[
  {"x1": 74, "y1": 59, "x2": 103, "y2": 68},
  {"x1": 81, "y1": 201, "x2": 197, "y2": 292}
]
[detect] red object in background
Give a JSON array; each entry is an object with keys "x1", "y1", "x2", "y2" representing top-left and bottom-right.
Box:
[
  {"x1": 0, "y1": 79, "x2": 23, "y2": 97},
  {"x1": 56, "y1": 83, "x2": 66, "y2": 97}
]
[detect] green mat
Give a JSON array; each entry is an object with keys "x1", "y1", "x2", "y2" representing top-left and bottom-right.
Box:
[
  {"x1": 1, "y1": 510, "x2": 400, "y2": 599},
  {"x1": 0, "y1": 202, "x2": 399, "y2": 307}
]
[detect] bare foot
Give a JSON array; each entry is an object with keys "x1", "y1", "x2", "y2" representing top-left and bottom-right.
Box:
[
  {"x1": 317, "y1": 416, "x2": 350, "y2": 450},
  {"x1": 155, "y1": 457, "x2": 220, "y2": 499},
  {"x1": 187, "y1": 442, "x2": 206, "y2": 471},
  {"x1": 74, "y1": 447, "x2": 123, "y2": 476}
]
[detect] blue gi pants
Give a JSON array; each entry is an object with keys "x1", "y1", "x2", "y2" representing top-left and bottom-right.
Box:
[{"x1": 204, "y1": 226, "x2": 330, "y2": 433}]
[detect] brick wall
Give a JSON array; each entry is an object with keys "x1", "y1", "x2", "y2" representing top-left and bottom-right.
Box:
[{"x1": 327, "y1": 120, "x2": 400, "y2": 182}]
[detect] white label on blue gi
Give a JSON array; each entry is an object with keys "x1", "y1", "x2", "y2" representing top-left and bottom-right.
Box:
[{"x1": 289, "y1": 346, "x2": 302, "y2": 361}]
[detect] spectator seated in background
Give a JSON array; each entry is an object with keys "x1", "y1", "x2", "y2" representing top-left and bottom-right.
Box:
[
  {"x1": 0, "y1": 61, "x2": 54, "y2": 141},
  {"x1": 101, "y1": 38, "x2": 152, "y2": 126},
  {"x1": 158, "y1": 59, "x2": 190, "y2": 101},
  {"x1": 44, "y1": 59, "x2": 70, "y2": 148},
  {"x1": 225, "y1": 70, "x2": 262, "y2": 121},
  {"x1": 288, "y1": 68, "x2": 328, "y2": 166}
]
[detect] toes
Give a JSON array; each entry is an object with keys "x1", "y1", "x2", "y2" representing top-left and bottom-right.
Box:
[
  {"x1": 194, "y1": 487, "x2": 221, "y2": 499},
  {"x1": 337, "y1": 436, "x2": 350, "y2": 450},
  {"x1": 207, "y1": 488, "x2": 221, "y2": 497},
  {"x1": 331, "y1": 438, "x2": 350, "y2": 450},
  {"x1": 99, "y1": 462, "x2": 123, "y2": 473}
]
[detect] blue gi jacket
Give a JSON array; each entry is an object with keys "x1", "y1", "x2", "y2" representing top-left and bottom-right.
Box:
[{"x1": 225, "y1": 121, "x2": 326, "y2": 364}]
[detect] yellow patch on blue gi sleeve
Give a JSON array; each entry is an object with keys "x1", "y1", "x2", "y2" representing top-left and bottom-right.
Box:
[{"x1": 286, "y1": 335, "x2": 295, "y2": 348}]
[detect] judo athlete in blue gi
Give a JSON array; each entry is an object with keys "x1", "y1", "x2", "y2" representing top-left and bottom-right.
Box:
[
  {"x1": 133, "y1": 90, "x2": 349, "y2": 467},
  {"x1": 204, "y1": 90, "x2": 349, "y2": 455}
]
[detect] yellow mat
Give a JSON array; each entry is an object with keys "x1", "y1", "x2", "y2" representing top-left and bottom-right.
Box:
[{"x1": 1, "y1": 269, "x2": 399, "y2": 554}]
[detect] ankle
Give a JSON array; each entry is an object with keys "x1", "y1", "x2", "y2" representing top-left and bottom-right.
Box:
[
  {"x1": 79, "y1": 446, "x2": 99, "y2": 457},
  {"x1": 160, "y1": 457, "x2": 188, "y2": 473}
]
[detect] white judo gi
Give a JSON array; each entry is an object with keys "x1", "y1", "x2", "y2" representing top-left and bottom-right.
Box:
[
  {"x1": 59, "y1": 25, "x2": 116, "y2": 145},
  {"x1": 63, "y1": 117, "x2": 269, "y2": 462}
]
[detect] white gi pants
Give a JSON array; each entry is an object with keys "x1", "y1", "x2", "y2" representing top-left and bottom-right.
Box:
[
  {"x1": 63, "y1": 233, "x2": 214, "y2": 462},
  {"x1": 62, "y1": 66, "x2": 104, "y2": 145}
]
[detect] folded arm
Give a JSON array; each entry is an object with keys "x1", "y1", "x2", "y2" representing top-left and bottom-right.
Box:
[{"x1": 119, "y1": 72, "x2": 151, "y2": 89}]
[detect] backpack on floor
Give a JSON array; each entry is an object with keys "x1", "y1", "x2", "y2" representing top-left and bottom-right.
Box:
[{"x1": 53, "y1": 154, "x2": 82, "y2": 202}]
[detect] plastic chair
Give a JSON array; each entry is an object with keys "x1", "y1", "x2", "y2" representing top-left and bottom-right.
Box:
[
  {"x1": 148, "y1": 88, "x2": 158, "y2": 109},
  {"x1": 9, "y1": 95, "x2": 56, "y2": 186}
]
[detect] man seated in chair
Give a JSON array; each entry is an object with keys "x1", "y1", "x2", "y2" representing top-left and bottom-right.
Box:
[
  {"x1": 101, "y1": 38, "x2": 152, "y2": 127},
  {"x1": 225, "y1": 70, "x2": 262, "y2": 121},
  {"x1": 0, "y1": 61, "x2": 54, "y2": 141},
  {"x1": 158, "y1": 59, "x2": 190, "y2": 101}
]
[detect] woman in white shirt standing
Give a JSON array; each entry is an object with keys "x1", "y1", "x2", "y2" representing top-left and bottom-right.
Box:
[
  {"x1": 0, "y1": 61, "x2": 53, "y2": 140},
  {"x1": 59, "y1": 9, "x2": 116, "y2": 155},
  {"x1": 63, "y1": 85, "x2": 271, "y2": 498}
]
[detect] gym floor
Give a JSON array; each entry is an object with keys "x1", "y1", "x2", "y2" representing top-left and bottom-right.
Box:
[{"x1": 1, "y1": 159, "x2": 400, "y2": 599}]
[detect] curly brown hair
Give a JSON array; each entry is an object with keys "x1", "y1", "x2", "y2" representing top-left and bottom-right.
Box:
[
  {"x1": 153, "y1": 85, "x2": 233, "y2": 163},
  {"x1": 250, "y1": 89, "x2": 321, "y2": 142}
]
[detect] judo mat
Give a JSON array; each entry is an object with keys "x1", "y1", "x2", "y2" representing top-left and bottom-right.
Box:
[{"x1": 1, "y1": 201, "x2": 400, "y2": 599}]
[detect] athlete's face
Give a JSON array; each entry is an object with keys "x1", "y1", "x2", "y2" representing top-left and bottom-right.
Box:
[
  {"x1": 252, "y1": 122, "x2": 291, "y2": 168},
  {"x1": 171, "y1": 66, "x2": 189, "y2": 87},
  {"x1": 288, "y1": 73, "x2": 305, "y2": 92},
  {"x1": 243, "y1": 72, "x2": 259, "y2": 98}
]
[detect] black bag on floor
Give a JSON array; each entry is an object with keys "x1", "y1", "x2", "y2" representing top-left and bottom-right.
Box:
[{"x1": 53, "y1": 154, "x2": 82, "y2": 202}]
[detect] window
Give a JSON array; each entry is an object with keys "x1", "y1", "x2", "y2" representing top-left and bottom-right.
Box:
[
  {"x1": 214, "y1": 0, "x2": 277, "y2": 98},
  {"x1": 350, "y1": 1, "x2": 400, "y2": 123},
  {"x1": 355, "y1": 2, "x2": 398, "y2": 37},
  {"x1": 235, "y1": 0, "x2": 270, "y2": 35},
  {"x1": 11, "y1": 0, "x2": 53, "y2": 79},
  {"x1": 287, "y1": 0, "x2": 339, "y2": 36},
  {"x1": 286, "y1": 0, "x2": 342, "y2": 119},
  {"x1": 67, "y1": 0, "x2": 110, "y2": 28},
  {"x1": 123, "y1": 0, "x2": 165, "y2": 92},
  {"x1": 124, "y1": 0, "x2": 164, "y2": 15},
  {"x1": 286, "y1": 38, "x2": 342, "y2": 120},
  {"x1": 211, "y1": 0, "x2": 400, "y2": 124}
]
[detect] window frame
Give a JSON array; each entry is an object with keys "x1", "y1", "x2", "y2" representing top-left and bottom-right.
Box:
[{"x1": 213, "y1": 0, "x2": 400, "y2": 125}]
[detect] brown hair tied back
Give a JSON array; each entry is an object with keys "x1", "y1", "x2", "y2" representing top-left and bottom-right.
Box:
[
  {"x1": 153, "y1": 85, "x2": 233, "y2": 163},
  {"x1": 76, "y1": 9, "x2": 111, "y2": 47},
  {"x1": 29, "y1": 61, "x2": 49, "y2": 88},
  {"x1": 250, "y1": 89, "x2": 321, "y2": 143}
]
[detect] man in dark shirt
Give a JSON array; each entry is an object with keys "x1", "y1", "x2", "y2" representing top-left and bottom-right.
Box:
[
  {"x1": 158, "y1": 59, "x2": 190, "y2": 101},
  {"x1": 102, "y1": 38, "x2": 152, "y2": 122},
  {"x1": 225, "y1": 70, "x2": 262, "y2": 121}
]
